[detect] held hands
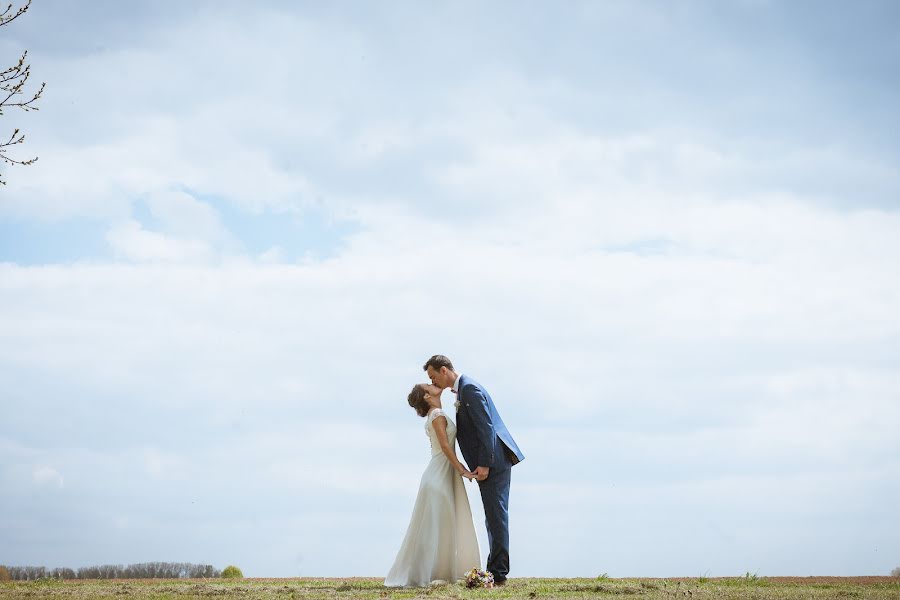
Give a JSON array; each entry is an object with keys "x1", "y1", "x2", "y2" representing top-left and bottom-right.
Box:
[
  {"x1": 458, "y1": 466, "x2": 490, "y2": 482},
  {"x1": 473, "y1": 466, "x2": 490, "y2": 481}
]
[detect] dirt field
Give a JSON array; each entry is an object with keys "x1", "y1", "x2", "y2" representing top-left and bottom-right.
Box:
[{"x1": 1, "y1": 576, "x2": 898, "y2": 599}]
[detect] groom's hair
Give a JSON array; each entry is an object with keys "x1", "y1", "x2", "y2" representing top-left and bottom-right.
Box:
[
  {"x1": 408, "y1": 384, "x2": 430, "y2": 417},
  {"x1": 423, "y1": 355, "x2": 454, "y2": 372}
]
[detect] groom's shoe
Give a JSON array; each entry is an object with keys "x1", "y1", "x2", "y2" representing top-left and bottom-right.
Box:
[{"x1": 493, "y1": 579, "x2": 507, "y2": 587}]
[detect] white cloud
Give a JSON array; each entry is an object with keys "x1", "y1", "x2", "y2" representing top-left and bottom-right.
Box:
[
  {"x1": 3, "y1": 187, "x2": 899, "y2": 572},
  {"x1": 32, "y1": 466, "x2": 64, "y2": 489},
  {"x1": 106, "y1": 219, "x2": 214, "y2": 263},
  {"x1": 258, "y1": 246, "x2": 285, "y2": 264},
  {"x1": 142, "y1": 448, "x2": 189, "y2": 479},
  {"x1": 143, "y1": 191, "x2": 230, "y2": 243}
]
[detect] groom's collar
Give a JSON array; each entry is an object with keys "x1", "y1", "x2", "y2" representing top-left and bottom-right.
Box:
[{"x1": 451, "y1": 373, "x2": 463, "y2": 394}]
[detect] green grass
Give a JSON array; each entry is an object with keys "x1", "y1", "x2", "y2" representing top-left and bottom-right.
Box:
[{"x1": 1, "y1": 577, "x2": 898, "y2": 600}]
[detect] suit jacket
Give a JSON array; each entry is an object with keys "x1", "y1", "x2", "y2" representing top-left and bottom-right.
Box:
[{"x1": 455, "y1": 374, "x2": 524, "y2": 471}]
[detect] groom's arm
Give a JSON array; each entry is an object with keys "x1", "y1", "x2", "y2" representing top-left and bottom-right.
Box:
[{"x1": 462, "y1": 384, "x2": 497, "y2": 469}]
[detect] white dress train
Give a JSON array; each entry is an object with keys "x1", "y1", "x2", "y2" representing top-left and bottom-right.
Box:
[{"x1": 384, "y1": 408, "x2": 481, "y2": 587}]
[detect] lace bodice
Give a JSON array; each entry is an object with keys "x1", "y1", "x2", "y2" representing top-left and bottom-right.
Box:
[{"x1": 425, "y1": 408, "x2": 457, "y2": 457}]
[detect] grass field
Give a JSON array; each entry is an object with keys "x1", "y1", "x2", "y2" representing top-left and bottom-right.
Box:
[{"x1": 2, "y1": 577, "x2": 899, "y2": 600}]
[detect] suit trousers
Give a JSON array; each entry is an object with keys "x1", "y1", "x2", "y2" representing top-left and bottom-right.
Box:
[{"x1": 477, "y1": 444, "x2": 513, "y2": 582}]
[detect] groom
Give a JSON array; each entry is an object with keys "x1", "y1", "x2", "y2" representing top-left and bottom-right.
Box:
[{"x1": 424, "y1": 355, "x2": 524, "y2": 586}]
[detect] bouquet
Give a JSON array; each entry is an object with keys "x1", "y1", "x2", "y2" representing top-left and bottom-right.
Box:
[{"x1": 465, "y1": 567, "x2": 494, "y2": 588}]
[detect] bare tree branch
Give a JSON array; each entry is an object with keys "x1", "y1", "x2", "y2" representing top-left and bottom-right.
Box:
[
  {"x1": 0, "y1": 0, "x2": 43, "y2": 185},
  {"x1": 0, "y1": 0, "x2": 31, "y2": 28}
]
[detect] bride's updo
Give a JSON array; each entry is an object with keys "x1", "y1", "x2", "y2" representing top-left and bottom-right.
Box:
[{"x1": 407, "y1": 384, "x2": 430, "y2": 417}]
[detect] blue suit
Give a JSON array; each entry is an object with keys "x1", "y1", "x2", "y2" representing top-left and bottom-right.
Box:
[{"x1": 454, "y1": 374, "x2": 524, "y2": 582}]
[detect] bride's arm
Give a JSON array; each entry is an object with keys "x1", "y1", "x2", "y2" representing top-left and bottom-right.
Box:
[{"x1": 432, "y1": 416, "x2": 473, "y2": 478}]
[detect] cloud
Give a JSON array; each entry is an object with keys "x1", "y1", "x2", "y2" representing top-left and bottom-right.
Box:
[
  {"x1": 32, "y1": 466, "x2": 64, "y2": 489},
  {"x1": 106, "y1": 219, "x2": 214, "y2": 263},
  {"x1": 3, "y1": 185, "x2": 899, "y2": 571}
]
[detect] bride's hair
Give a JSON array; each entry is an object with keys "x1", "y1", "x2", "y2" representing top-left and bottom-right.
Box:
[{"x1": 407, "y1": 384, "x2": 430, "y2": 417}]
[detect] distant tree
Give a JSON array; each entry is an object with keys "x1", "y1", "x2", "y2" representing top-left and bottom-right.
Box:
[
  {"x1": 1, "y1": 0, "x2": 45, "y2": 185},
  {"x1": 0, "y1": 565, "x2": 10, "y2": 581},
  {"x1": 892, "y1": 566, "x2": 900, "y2": 577},
  {"x1": 221, "y1": 565, "x2": 243, "y2": 579},
  {"x1": 8, "y1": 565, "x2": 47, "y2": 580},
  {"x1": 194, "y1": 564, "x2": 219, "y2": 578},
  {"x1": 50, "y1": 567, "x2": 75, "y2": 580},
  {"x1": 4, "y1": 562, "x2": 219, "y2": 581},
  {"x1": 75, "y1": 565, "x2": 98, "y2": 580}
]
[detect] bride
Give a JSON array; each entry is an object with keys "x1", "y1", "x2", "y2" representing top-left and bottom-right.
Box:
[{"x1": 384, "y1": 383, "x2": 482, "y2": 587}]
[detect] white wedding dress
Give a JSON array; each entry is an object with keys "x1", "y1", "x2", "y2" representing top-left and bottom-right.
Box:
[{"x1": 384, "y1": 408, "x2": 481, "y2": 587}]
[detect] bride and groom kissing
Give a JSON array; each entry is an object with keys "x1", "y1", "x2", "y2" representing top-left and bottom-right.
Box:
[{"x1": 385, "y1": 355, "x2": 525, "y2": 588}]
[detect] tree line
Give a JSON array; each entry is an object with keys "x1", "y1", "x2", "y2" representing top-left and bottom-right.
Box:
[{"x1": 0, "y1": 562, "x2": 221, "y2": 580}]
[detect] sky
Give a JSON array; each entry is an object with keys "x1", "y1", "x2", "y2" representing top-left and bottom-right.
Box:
[{"x1": 1, "y1": 0, "x2": 899, "y2": 579}]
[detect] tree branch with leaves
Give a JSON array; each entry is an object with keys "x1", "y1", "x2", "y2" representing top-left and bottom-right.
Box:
[{"x1": 1, "y1": 0, "x2": 45, "y2": 185}]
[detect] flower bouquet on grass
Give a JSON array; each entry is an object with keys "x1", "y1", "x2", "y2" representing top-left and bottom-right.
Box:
[{"x1": 465, "y1": 567, "x2": 494, "y2": 588}]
